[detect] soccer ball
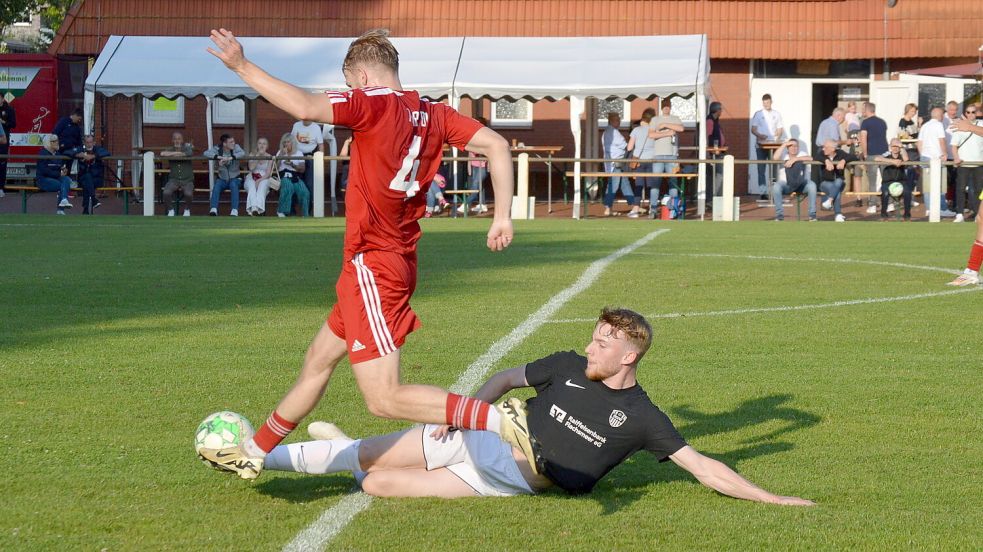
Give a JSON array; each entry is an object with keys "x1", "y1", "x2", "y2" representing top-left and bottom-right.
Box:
[
  {"x1": 888, "y1": 182, "x2": 904, "y2": 198},
  {"x1": 194, "y1": 411, "x2": 254, "y2": 456}
]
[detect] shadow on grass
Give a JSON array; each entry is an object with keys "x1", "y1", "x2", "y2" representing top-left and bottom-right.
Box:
[
  {"x1": 254, "y1": 473, "x2": 355, "y2": 504},
  {"x1": 550, "y1": 394, "x2": 819, "y2": 514}
]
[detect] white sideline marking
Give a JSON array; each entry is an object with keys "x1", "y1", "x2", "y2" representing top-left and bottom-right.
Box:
[
  {"x1": 283, "y1": 229, "x2": 670, "y2": 552},
  {"x1": 549, "y1": 253, "x2": 977, "y2": 324}
]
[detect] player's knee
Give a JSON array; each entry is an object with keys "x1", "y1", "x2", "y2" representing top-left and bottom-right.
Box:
[
  {"x1": 360, "y1": 472, "x2": 396, "y2": 497},
  {"x1": 362, "y1": 394, "x2": 398, "y2": 419}
]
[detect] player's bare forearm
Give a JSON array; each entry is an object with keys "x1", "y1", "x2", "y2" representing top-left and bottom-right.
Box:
[
  {"x1": 466, "y1": 127, "x2": 514, "y2": 251},
  {"x1": 670, "y1": 446, "x2": 814, "y2": 506},
  {"x1": 207, "y1": 28, "x2": 333, "y2": 123},
  {"x1": 471, "y1": 366, "x2": 529, "y2": 404}
]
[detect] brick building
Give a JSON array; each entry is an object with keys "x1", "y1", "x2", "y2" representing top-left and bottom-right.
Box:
[{"x1": 49, "y1": 0, "x2": 983, "y2": 194}]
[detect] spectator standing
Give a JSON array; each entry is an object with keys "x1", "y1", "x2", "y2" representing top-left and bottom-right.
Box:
[
  {"x1": 35, "y1": 135, "x2": 73, "y2": 214},
  {"x1": 291, "y1": 119, "x2": 323, "y2": 214},
  {"x1": 706, "y1": 101, "x2": 726, "y2": 200},
  {"x1": 52, "y1": 109, "x2": 83, "y2": 155},
  {"x1": 950, "y1": 104, "x2": 983, "y2": 222},
  {"x1": 601, "y1": 111, "x2": 632, "y2": 217},
  {"x1": 750, "y1": 93, "x2": 784, "y2": 197},
  {"x1": 845, "y1": 101, "x2": 862, "y2": 134},
  {"x1": 459, "y1": 116, "x2": 490, "y2": 215},
  {"x1": 204, "y1": 134, "x2": 246, "y2": 216},
  {"x1": 770, "y1": 140, "x2": 816, "y2": 221},
  {"x1": 274, "y1": 133, "x2": 309, "y2": 217},
  {"x1": 68, "y1": 134, "x2": 110, "y2": 214},
  {"x1": 0, "y1": 96, "x2": 15, "y2": 197},
  {"x1": 877, "y1": 139, "x2": 914, "y2": 220},
  {"x1": 814, "y1": 107, "x2": 847, "y2": 156},
  {"x1": 244, "y1": 137, "x2": 274, "y2": 216},
  {"x1": 897, "y1": 103, "x2": 921, "y2": 157},
  {"x1": 817, "y1": 140, "x2": 856, "y2": 222},
  {"x1": 650, "y1": 99, "x2": 685, "y2": 211},
  {"x1": 918, "y1": 107, "x2": 955, "y2": 216},
  {"x1": 625, "y1": 108, "x2": 658, "y2": 218},
  {"x1": 943, "y1": 100, "x2": 961, "y2": 205},
  {"x1": 160, "y1": 132, "x2": 195, "y2": 217},
  {"x1": 859, "y1": 102, "x2": 889, "y2": 213}
]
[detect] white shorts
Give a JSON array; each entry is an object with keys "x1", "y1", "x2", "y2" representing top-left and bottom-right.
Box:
[{"x1": 421, "y1": 424, "x2": 533, "y2": 497}]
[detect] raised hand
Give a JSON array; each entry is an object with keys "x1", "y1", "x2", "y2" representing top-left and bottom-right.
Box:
[{"x1": 207, "y1": 29, "x2": 247, "y2": 73}]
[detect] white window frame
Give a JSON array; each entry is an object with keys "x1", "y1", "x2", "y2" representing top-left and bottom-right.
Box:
[
  {"x1": 142, "y1": 97, "x2": 184, "y2": 125},
  {"x1": 597, "y1": 99, "x2": 631, "y2": 129},
  {"x1": 490, "y1": 98, "x2": 533, "y2": 129},
  {"x1": 211, "y1": 97, "x2": 245, "y2": 125}
]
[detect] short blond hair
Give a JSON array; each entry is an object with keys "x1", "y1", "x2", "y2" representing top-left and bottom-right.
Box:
[
  {"x1": 597, "y1": 307, "x2": 652, "y2": 360},
  {"x1": 343, "y1": 29, "x2": 399, "y2": 74}
]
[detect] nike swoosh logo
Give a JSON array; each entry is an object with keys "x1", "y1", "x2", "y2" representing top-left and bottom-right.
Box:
[
  {"x1": 214, "y1": 450, "x2": 234, "y2": 459},
  {"x1": 565, "y1": 379, "x2": 586, "y2": 389}
]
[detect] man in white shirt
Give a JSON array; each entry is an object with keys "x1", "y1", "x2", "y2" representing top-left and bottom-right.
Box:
[
  {"x1": 750, "y1": 94, "x2": 784, "y2": 197},
  {"x1": 918, "y1": 107, "x2": 955, "y2": 216},
  {"x1": 770, "y1": 139, "x2": 816, "y2": 221},
  {"x1": 601, "y1": 112, "x2": 633, "y2": 216},
  {"x1": 292, "y1": 119, "x2": 324, "y2": 215},
  {"x1": 950, "y1": 104, "x2": 983, "y2": 222}
]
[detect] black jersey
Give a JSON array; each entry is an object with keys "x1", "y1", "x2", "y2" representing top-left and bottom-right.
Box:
[{"x1": 524, "y1": 350, "x2": 687, "y2": 494}]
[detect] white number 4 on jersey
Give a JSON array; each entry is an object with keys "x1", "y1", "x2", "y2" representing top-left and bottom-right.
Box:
[{"x1": 389, "y1": 136, "x2": 422, "y2": 197}]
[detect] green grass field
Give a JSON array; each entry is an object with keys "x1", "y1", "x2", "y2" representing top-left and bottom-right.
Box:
[{"x1": 1, "y1": 216, "x2": 980, "y2": 551}]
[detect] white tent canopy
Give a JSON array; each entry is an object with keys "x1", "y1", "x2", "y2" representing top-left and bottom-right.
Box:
[{"x1": 85, "y1": 34, "x2": 710, "y2": 218}]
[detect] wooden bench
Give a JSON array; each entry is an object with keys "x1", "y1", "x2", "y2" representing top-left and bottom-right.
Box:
[
  {"x1": 6, "y1": 184, "x2": 138, "y2": 214},
  {"x1": 441, "y1": 189, "x2": 480, "y2": 218},
  {"x1": 566, "y1": 171, "x2": 698, "y2": 220}
]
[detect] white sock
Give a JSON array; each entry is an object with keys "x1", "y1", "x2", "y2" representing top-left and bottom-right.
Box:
[
  {"x1": 265, "y1": 439, "x2": 362, "y2": 474},
  {"x1": 242, "y1": 438, "x2": 267, "y2": 459},
  {"x1": 484, "y1": 406, "x2": 502, "y2": 435},
  {"x1": 965, "y1": 269, "x2": 979, "y2": 276}
]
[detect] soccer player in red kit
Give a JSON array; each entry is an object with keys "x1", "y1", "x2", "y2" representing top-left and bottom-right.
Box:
[{"x1": 201, "y1": 29, "x2": 522, "y2": 479}]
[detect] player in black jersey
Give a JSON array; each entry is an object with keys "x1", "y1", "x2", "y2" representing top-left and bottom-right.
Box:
[{"x1": 263, "y1": 307, "x2": 814, "y2": 505}]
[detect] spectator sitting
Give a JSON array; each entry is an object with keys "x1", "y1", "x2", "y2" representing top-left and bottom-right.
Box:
[
  {"x1": 817, "y1": 139, "x2": 856, "y2": 222},
  {"x1": 244, "y1": 137, "x2": 274, "y2": 216},
  {"x1": 425, "y1": 173, "x2": 448, "y2": 217},
  {"x1": 274, "y1": 133, "x2": 309, "y2": 217},
  {"x1": 601, "y1": 112, "x2": 632, "y2": 217},
  {"x1": 770, "y1": 140, "x2": 816, "y2": 221},
  {"x1": 68, "y1": 134, "x2": 110, "y2": 215},
  {"x1": 291, "y1": 119, "x2": 323, "y2": 215},
  {"x1": 53, "y1": 108, "x2": 83, "y2": 155},
  {"x1": 159, "y1": 132, "x2": 194, "y2": 217},
  {"x1": 204, "y1": 133, "x2": 246, "y2": 216},
  {"x1": 877, "y1": 138, "x2": 914, "y2": 221},
  {"x1": 35, "y1": 134, "x2": 73, "y2": 214}
]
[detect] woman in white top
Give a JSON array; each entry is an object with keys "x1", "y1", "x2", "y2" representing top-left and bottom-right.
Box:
[
  {"x1": 274, "y1": 133, "x2": 310, "y2": 217},
  {"x1": 244, "y1": 137, "x2": 274, "y2": 215},
  {"x1": 624, "y1": 108, "x2": 658, "y2": 217}
]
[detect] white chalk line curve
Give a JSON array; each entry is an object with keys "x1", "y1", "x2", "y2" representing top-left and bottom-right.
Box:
[
  {"x1": 282, "y1": 229, "x2": 671, "y2": 552},
  {"x1": 548, "y1": 252, "x2": 978, "y2": 324}
]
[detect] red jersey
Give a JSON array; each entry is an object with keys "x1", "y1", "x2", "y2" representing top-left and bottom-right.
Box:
[{"x1": 326, "y1": 87, "x2": 482, "y2": 258}]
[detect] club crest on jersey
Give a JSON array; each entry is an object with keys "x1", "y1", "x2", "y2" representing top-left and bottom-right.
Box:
[{"x1": 608, "y1": 410, "x2": 627, "y2": 428}]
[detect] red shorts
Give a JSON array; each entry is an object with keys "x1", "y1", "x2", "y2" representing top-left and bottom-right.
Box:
[{"x1": 327, "y1": 250, "x2": 421, "y2": 364}]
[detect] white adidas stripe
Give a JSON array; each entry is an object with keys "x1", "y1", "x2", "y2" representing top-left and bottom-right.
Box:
[{"x1": 351, "y1": 254, "x2": 397, "y2": 356}]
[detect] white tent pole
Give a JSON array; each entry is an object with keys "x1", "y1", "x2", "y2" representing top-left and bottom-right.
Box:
[
  {"x1": 697, "y1": 89, "x2": 708, "y2": 220},
  {"x1": 83, "y1": 90, "x2": 95, "y2": 135},
  {"x1": 450, "y1": 94, "x2": 461, "y2": 199},
  {"x1": 131, "y1": 94, "x2": 143, "y2": 195},
  {"x1": 205, "y1": 96, "x2": 215, "y2": 193},
  {"x1": 570, "y1": 96, "x2": 585, "y2": 220},
  {"x1": 322, "y1": 124, "x2": 338, "y2": 216}
]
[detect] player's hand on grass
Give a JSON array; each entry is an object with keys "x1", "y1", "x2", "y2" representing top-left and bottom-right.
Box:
[
  {"x1": 207, "y1": 29, "x2": 247, "y2": 73},
  {"x1": 487, "y1": 218, "x2": 514, "y2": 252},
  {"x1": 771, "y1": 495, "x2": 815, "y2": 506}
]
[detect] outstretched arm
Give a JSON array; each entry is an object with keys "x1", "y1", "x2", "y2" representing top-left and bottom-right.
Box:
[
  {"x1": 471, "y1": 366, "x2": 529, "y2": 403},
  {"x1": 669, "y1": 446, "x2": 814, "y2": 506},
  {"x1": 208, "y1": 29, "x2": 334, "y2": 123},
  {"x1": 465, "y1": 127, "x2": 514, "y2": 252}
]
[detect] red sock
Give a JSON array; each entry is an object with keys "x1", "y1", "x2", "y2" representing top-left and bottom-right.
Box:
[
  {"x1": 252, "y1": 411, "x2": 298, "y2": 453},
  {"x1": 967, "y1": 240, "x2": 983, "y2": 272},
  {"x1": 445, "y1": 393, "x2": 491, "y2": 430}
]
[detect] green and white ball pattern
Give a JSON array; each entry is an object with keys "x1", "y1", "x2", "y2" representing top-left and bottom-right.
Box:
[
  {"x1": 194, "y1": 411, "x2": 254, "y2": 454},
  {"x1": 888, "y1": 182, "x2": 904, "y2": 198}
]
